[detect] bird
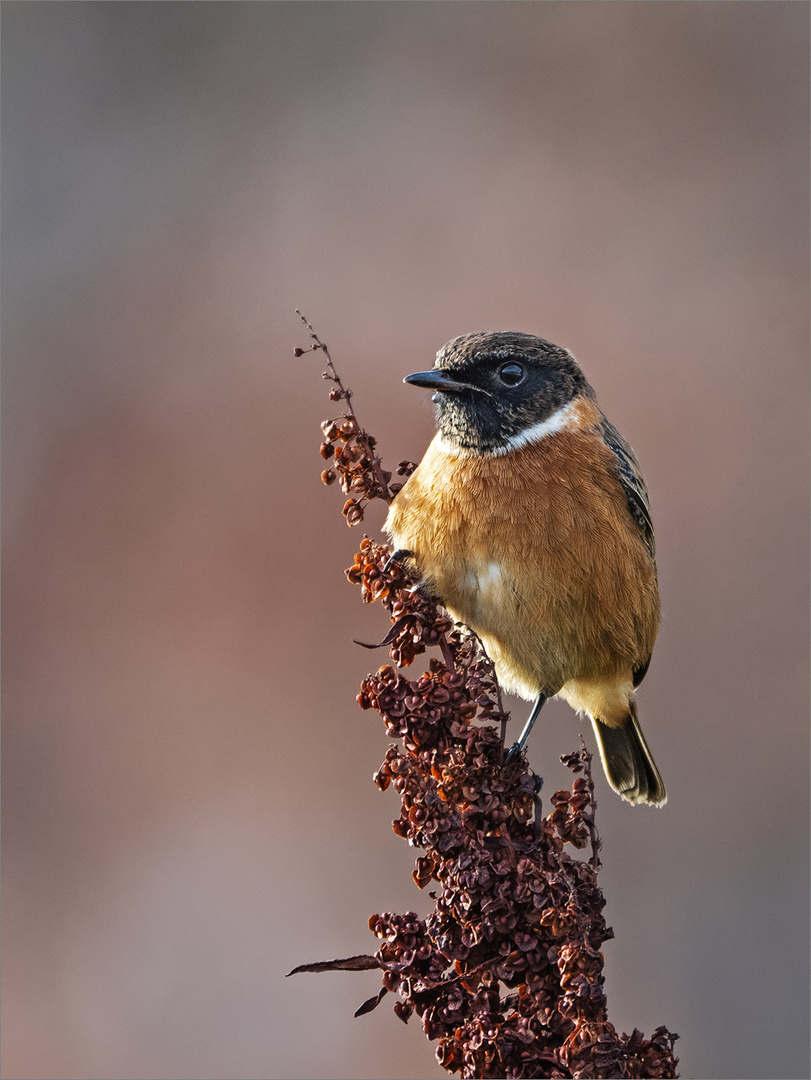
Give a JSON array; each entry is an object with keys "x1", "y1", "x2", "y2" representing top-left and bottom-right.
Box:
[{"x1": 384, "y1": 331, "x2": 666, "y2": 806}]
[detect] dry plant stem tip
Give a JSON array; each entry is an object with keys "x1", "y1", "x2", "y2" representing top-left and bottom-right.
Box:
[
  {"x1": 288, "y1": 319, "x2": 679, "y2": 1080},
  {"x1": 296, "y1": 310, "x2": 394, "y2": 508}
]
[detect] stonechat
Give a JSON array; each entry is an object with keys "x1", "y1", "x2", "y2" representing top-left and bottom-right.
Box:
[{"x1": 385, "y1": 331, "x2": 665, "y2": 806}]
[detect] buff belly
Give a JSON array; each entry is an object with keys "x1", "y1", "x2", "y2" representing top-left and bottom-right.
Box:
[{"x1": 385, "y1": 418, "x2": 660, "y2": 726}]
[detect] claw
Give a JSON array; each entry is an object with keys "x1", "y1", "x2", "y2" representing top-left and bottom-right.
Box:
[{"x1": 383, "y1": 548, "x2": 413, "y2": 575}]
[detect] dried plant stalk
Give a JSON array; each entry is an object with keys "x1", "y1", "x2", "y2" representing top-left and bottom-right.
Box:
[{"x1": 288, "y1": 317, "x2": 679, "y2": 1080}]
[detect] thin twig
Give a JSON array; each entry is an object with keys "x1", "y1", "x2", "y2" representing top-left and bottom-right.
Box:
[
  {"x1": 296, "y1": 310, "x2": 394, "y2": 504},
  {"x1": 579, "y1": 734, "x2": 602, "y2": 872}
]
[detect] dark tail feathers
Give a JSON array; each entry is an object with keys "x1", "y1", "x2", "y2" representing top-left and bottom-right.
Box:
[{"x1": 591, "y1": 701, "x2": 666, "y2": 807}]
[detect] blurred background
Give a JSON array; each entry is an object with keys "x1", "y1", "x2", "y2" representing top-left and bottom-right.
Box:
[{"x1": 2, "y1": 3, "x2": 809, "y2": 1079}]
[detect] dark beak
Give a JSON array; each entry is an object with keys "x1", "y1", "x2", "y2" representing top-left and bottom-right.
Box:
[{"x1": 404, "y1": 370, "x2": 488, "y2": 396}]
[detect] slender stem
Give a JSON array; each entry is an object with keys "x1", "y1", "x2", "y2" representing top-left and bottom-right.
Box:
[
  {"x1": 438, "y1": 633, "x2": 457, "y2": 673},
  {"x1": 297, "y1": 311, "x2": 393, "y2": 503},
  {"x1": 579, "y1": 735, "x2": 601, "y2": 872}
]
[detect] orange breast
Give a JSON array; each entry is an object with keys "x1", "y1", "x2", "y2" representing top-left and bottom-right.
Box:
[{"x1": 385, "y1": 399, "x2": 659, "y2": 701}]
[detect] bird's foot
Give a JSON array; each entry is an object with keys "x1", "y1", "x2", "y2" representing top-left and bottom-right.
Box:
[
  {"x1": 504, "y1": 741, "x2": 525, "y2": 763},
  {"x1": 383, "y1": 548, "x2": 413, "y2": 575}
]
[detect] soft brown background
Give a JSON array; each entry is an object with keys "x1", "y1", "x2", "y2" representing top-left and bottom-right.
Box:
[{"x1": 3, "y1": 4, "x2": 809, "y2": 1079}]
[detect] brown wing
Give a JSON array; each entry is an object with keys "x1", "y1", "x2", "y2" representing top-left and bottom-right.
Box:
[
  {"x1": 600, "y1": 417, "x2": 657, "y2": 687},
  {"x1": 600, "y1": 417, "x2": 656, "y2": 563}
]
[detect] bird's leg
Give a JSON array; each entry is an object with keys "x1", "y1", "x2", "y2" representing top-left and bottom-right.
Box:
[
  {"x1": 506, "y1": 693, "x2": 548, "y2": 759},
  {"x1": 383, "y1": 548, "x2": 413, "y2": 574}
]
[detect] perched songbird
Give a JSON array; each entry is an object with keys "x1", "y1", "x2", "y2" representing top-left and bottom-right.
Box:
[{"x1": 385, "y1": 331, "x2": 666, "y2": 806}]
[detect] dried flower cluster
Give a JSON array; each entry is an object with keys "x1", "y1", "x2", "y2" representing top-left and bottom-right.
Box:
[
  {"x1": 296, "y1": 309, "x2": 410, "y2": 523},
  {"x1": 289, "y1": 319, "x2": 679, "y2": 1079}
]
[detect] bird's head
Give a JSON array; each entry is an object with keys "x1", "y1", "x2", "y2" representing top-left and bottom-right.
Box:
[{"x1": 404, "y1": 331, "x2": 593, "y2": 455}]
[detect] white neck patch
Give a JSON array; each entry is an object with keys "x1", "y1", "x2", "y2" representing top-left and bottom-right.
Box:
[{"x1": 437, "y1": 398, "x2": 580, "y2": 458}]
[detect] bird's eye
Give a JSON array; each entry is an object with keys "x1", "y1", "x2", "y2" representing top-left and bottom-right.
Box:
[{"x1": 497, "y1": 362, "x2": 525, "y2": 386}]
